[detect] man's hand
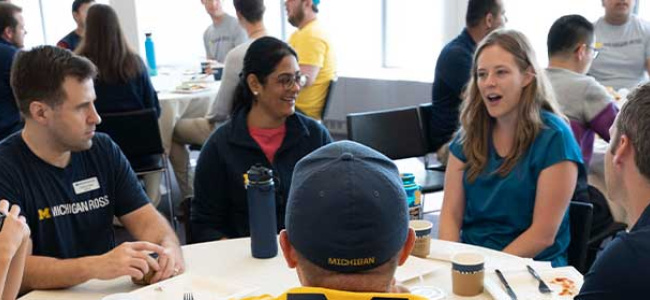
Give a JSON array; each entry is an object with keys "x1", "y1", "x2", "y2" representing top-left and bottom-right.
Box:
[
  {"x1": 149, "y1": 241, "x2": 185, "y2": 283},
  {"x1": 0, "y1": 200, "x2": 30, "y2": 260},
  {"x1": 92, "y1": 241, "x2": 164, "y2": 280}
]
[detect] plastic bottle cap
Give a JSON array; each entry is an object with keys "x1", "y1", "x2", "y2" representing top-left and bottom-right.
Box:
[{"x1": 145, "y1": 33, "x2": 152, "y2": 37}]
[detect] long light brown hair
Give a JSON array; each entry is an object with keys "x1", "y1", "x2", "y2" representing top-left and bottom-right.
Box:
[
  {"x1": 459, "y1": 29, "x2": 563, "y2": 182},
  {"x1": 75, "y1": 4, "x2": 143, "y2": 83}
]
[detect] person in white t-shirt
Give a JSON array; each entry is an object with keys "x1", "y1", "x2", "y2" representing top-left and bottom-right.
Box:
[{"x1": 589, "y1": 0, "x2": 650, "y2": 90}]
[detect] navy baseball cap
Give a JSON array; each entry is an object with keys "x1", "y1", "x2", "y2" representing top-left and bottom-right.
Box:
[{"x1": 286, "y1": 141, "x2": 409, "y2": 273}]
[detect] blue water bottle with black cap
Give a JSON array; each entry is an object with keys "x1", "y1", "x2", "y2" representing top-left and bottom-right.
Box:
[
  {"x1": 144, "y1": 33, "x2": 157, "y2": 76},
  {"x1": 244, "y1": 164, "x2": 278, "y2": 258}
]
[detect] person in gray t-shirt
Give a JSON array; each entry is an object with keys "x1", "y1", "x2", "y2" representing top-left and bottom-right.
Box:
[
  {"x1": 589, "y1": 0, "x2": 650, "y2": 90},
  {"x1": 201, "y1": 0, "x2": 247, "y2": 63},
  {"x1": 169, "y1": 0, "x2": 266, "y2": 199},
  {"x1": 547, "y1": 14, "x2": 619, "y2": 166}
]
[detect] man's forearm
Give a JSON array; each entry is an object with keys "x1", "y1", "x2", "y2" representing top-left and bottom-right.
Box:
[
  {"x1": 0, "y1": 255, "x2": 11, "y2": 300},
  {"x1": 21, "y1": 255, "x2": 96, "y2": 291},
  {"x1": 4, "y1": 240, "x2": 28, "y2": 300}
]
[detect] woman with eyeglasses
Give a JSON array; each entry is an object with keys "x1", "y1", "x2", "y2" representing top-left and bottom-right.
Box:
[
  {"x1": 438, "y1": 29, "x2": 586, "y2": 267},
  {"x1": 191, "y1": 37, "x2": 332, "y2": 243}
]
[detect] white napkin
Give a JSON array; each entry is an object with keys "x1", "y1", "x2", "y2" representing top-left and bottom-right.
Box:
[
  {"x1": 395, "y1": 256, "x2": 443, "y2": 283},
  {"x1": 129, "y1": 273, "x2": 259, "y2": 300}
]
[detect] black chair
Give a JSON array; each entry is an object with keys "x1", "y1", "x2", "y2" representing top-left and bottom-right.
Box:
[
  {"x1": 320, "y1": 78, "x2": 338, "y2": 120},
  {"x1": 418, "y1": 103, "x2": 446, "y2": 172},
  {"x1": 346, "y1": 106, "x2": 444, "y2": 193},
  {"x1": 568, "y1": 201, "x2": 594, "y2": 274},
  {"x1": 96, "y1": 108, "x2": 175, "y2": 228},
  {"x1": 177, "y1": 197, "x2": 193, "y2": 244}
]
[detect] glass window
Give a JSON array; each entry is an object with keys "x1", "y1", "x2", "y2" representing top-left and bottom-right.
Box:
[
  {"x1": 385, "y1": 0, "x2": 444, "y2": 72},
  {"x1": 311, "y1": 0, "x2": 383, "y2": 74},
  {"x1": 505, "y1": 0, "x2": 603, "y2": 66}
]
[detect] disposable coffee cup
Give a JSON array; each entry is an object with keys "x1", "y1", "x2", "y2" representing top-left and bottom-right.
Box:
[
  {"x1": 212, "y1": 66, "x2": 224, "y2": 80},
  {"x1": 409, "y1": 220, "x2": 432, "y2": 258},
  {"x1": 200, "y1": 61, "x2": 210, "y2": 74},
  {"x1": 451, "y1": 252, "x2": 484, "y2": 296}
]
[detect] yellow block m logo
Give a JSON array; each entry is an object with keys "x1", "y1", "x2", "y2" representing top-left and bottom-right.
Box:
[{"x1": 38, "y1": 208, "x2": 51, "y2": 220}]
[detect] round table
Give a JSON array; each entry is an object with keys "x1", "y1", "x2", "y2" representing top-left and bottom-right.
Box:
[
  {"x1": 150, "y1": 69, "x2": 221, "y2": 155},
  {"x1": 20, "y1": 237, "x2": 582, "y2": 300}
]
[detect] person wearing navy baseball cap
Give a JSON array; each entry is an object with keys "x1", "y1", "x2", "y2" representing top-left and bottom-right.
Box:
[{"x1": 242, "y1": 141, "x2": 426, "y2": 300}]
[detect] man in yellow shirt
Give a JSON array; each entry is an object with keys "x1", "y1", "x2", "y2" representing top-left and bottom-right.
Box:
[
  {"x1": 243, "y1": 141, "x2": 427, "y2": 300},
  {"x1": 285, "y1": 0, "x2": 336, "y2": 120}
]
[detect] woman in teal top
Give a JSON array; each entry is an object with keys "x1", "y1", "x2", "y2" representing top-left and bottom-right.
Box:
[{"x1": 439, "y1": 29, "x2": 584, "y2": 267}]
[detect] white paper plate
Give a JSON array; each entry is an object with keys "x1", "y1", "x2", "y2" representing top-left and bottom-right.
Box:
[{"x1": 485, "y1": 267, "x2": 583, "y2": 300}]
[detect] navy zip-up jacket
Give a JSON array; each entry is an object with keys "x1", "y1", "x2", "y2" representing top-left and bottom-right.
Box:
[{"x1": 191, "y1": 108, "x2": 332, "y2": 242}]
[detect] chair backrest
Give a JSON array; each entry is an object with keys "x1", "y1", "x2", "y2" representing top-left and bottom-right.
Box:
[
  {"x1": 320, "y1": 78, "x2": 338, "y2": 120},
  {"x1": 418, "y1": 103, "x2": 437, "y2": 153},
  {"x1": 347, "y1": 106, "x2": 428, "y2": 160},
  {"x1": 568, "y1": 201, "x2": 594, "y2": 274},
  {"x1": 96, "y1": 108, "x2": 164, "y2": 159}
]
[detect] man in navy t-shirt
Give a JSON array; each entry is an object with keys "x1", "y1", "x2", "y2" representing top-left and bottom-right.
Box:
[
  {"x1": 56, "y1": 0, "x2": 94, "y2": 51},
  {"x1": 0, "y1": 46, "x2": 184, "y2": 292},
  {"x1": 0, "y1": 3, "x2": 25, "y2": 141},
  {"x1": 577, "y1": 83, "x2": 650, "y2": 299},
  {"x1": 429, "y1": 0, "x2": 506, "y2": 155}
]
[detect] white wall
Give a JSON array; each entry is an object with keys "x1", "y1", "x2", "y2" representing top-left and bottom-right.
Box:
[{"x1": 109, "y1": 0, "x2": 140, "y2": 54}]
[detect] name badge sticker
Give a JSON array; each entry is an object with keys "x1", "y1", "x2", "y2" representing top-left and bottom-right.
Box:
[{"x1": 73, "y1": 177, "x2": 101, "y2": 195}]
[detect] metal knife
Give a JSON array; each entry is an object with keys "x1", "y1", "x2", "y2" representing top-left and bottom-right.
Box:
[
  {"x1": 495, "y1": 269, "x2": 518, "y2": 300},
  {"x1": 527, "y1": 265, "x2": 552, "y2": 294}
]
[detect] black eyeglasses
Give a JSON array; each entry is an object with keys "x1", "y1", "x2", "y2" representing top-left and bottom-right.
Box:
[
  {"x1": 576, "y1": 44, "x2": 600, "y2": 59},
  {"x1": 277, "y1": 72, "x2": 308, "y2": 90},
  {"x1": 588, "y1": 45, "x2": 600, "y2": 59}
]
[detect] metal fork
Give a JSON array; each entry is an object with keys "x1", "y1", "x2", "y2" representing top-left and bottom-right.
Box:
[
  {"x1": 526, "y1": 265, "x2": 552, "y2": 294},
  {"x1": 183, "y1": 292, "x2": 194, "y2": 300}
]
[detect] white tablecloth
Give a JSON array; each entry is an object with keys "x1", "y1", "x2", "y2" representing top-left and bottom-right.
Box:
[
  {"x1": 20, "y1": 238, "x2": 582, "y2": 300},
  {"x1": 151, "y1": 71, "x2": 220, "y2": 154}
]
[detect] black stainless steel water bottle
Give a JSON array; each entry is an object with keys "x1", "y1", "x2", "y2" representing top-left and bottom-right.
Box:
[{"x1": 245, "y1": 164, "x2": 278, "y2": 258}]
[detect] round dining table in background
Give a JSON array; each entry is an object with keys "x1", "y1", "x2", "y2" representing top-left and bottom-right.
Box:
[{"x1": 150, "y1": 67, "x2": 221, "y2": 154}]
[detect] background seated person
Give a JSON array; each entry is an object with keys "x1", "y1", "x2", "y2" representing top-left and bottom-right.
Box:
[
  {"x1": 430, "y1": 0, "x2": 506, "y2": 159},
  {"x1": 285, "y1": 0, "x2": 336, "y2": 120},
  {"x1": 76, "y1": 4, "x2": 162, "y2": 205},
  {"x1": 201, "y1": 0, "x2": 247, "y2": 63},
  {"x1": 0, "y1": 200, "x2": 30, "y2": 300},
  {"x1": 56, "y1": 0, "x2": 94, "y2": 51},
  {"x1": 244, "y1": 140, "x2": 425, "y2": 300},
  {"x1": 191, "y1": 37, "x2": 331, "y2": 243},
  {"x1": 0, "y1": 3, "x2": 25, "y2": 141},
  {"x1": 0, "y1": 46, "x2": 183, "y2": 292},
  {"x1": 546, "y1": 14, "x2": 618, "y2": 167},
  {"x1": 439, "y1": 29, "x2": 585, "y2": 267},
  {"x1": 589, "y1": 0, "x2": 650, "y2": 90}
]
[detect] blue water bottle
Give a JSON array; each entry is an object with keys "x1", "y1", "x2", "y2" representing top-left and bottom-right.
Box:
[
  {"x1": 244, "y1": 164, "x2": 278, "y2": 259},
  {"x1": 144, "y1": 33, "x2": 157, "y2": 76},
  {"x1": 401, "y1": 173, "x2": 423, "y2": 220}
]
